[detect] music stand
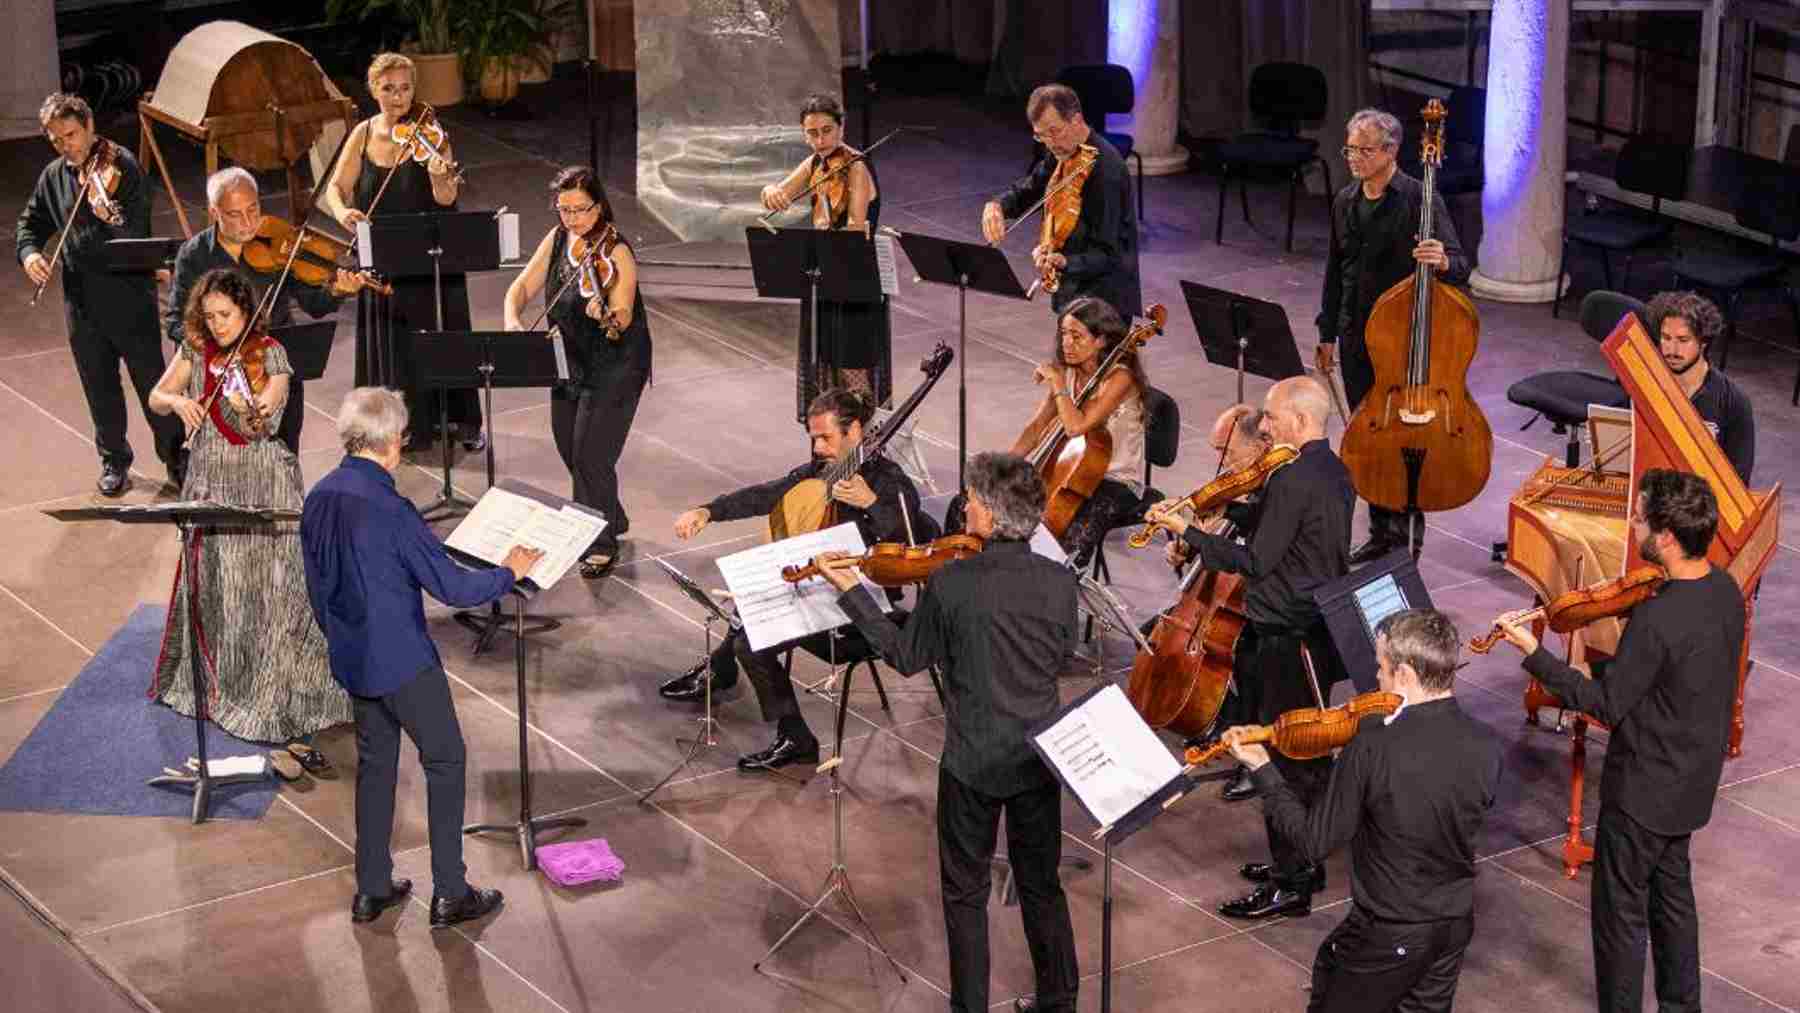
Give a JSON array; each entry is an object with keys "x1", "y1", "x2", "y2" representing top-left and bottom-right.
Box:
[
  {"x1": 1314, "y1": 548, "x2": 1433, "y2": 694},
  {"x1": 889, "y1": 230, "x2": 1029, "y2": 488},
  {"x1": 637, "y1": 559, "x2": 745, "y2": 805},
  {"x1": 271, "y1": 321, "x2": 336, "y2": 382},
  {"x1": 361, "y1": 211, "x2": 503, "y2": 520},
  {"x1": 744, "y1": 227, "x2": 884, "y2": 417},
  {"x1": 1077, "y1": 573, "x2": 1152, "y2": 681},
  {"x1": 43, "y1": 501, "x2": 292, "y2": 823},
  {"x1": 102, "y1": 237, "x2": 184, "y2": 274},
  {"x1": 1181, "y1": 280, "x2": 1306, "y2": 405}
]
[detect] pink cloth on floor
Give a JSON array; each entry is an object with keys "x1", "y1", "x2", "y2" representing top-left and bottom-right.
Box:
[{"x1": 538, "y1": 838, "x2": 626, "y2": 886}]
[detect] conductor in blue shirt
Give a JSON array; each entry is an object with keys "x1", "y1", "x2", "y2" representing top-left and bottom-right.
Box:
[{"x1": 301, "y1": 387, "x2": 542, "y2": 929}]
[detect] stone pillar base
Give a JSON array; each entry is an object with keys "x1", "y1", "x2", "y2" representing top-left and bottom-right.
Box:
[
  {"x1": 1470, "y1": 268, "x2": 1566, "y2": 304},
  {"x1": 1134, "y1": 146, "x2": 1190, "y2": 176}
]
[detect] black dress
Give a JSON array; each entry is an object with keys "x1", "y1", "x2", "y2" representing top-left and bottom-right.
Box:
[
  {"x1": 546, "y1": 228, "x2": 652, "y2": 554},
  {"x1": 794, "y1": 153, "x2": 893, "y2": 418},
  {"x1": 351, "y1": 146, "x2": 482, "y2": 440}
]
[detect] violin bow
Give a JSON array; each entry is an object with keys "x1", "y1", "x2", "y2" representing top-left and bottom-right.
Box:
[
  {"x1": 30, "y1": 143, "x2": 113, "y2": 307},
  {"x1": 520, "y1": 223, "x2": 616, "y2": 336},
  {"x1": 756, "y1": 127, "x2": 905, "y2": 233},
  {"x1": 992, "y1": 146, "x2": 1095, "y2": 245}
]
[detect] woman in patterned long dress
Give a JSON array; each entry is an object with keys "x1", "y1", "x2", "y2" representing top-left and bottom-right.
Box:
[{"x1": 146, "y1": 268, "x2": 352, "y2": 762}]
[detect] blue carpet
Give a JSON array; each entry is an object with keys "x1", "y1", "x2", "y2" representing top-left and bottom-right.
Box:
[{"x1": 0, "y1": 604, "x2": 278, "y2": 820}]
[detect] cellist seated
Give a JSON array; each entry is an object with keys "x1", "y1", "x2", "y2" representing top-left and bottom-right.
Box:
[
  {"x1": 658, "y1": 389, "x2": 925, "y2": 771},
  {"x1": 944, "y1": 297, "x2": 1147, "y2": 570}
]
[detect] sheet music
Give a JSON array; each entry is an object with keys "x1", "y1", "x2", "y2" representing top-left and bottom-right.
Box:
[
  {"x1": 550, "y1": 333, "x2": 571, "y2": 381},
  {"x1": 444, "y1": 488, "x2": 607, "y2": 589},
  {"x1": 1030, "y1": 523, "x2": 1067, "y2": 564},
  {"x1": 1033, "y1": 684, "x2": 1182, "y2": 829},
  {"x1": 355, "y1": 220, "x2": 373, "y2": 269},
  {"x1": 716, "y1": 523, "x2": 888, "y2": 652},
  {"x1": 498, "y1": 212, "x2": 521, "y2": 261},
  {"x1": 874, "y1": 233, "x2": 900, "y2": 297}
]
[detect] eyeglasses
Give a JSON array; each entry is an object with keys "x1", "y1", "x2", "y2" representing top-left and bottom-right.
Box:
[
  {"x1": 1032, "y1": 119, "x2": 1071, "y2": 144},
  {"x1": 554, "y1": 202, "x2": 598, "y2": 218},
  {"x1": 1341, "y1": 144, "x2": 1387, "y2": 159}
]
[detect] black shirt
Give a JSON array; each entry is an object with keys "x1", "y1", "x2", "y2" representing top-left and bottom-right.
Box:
[
  {"x1": 1251, "y1": 696, "x2": 1503, "y2": 922},
  {"x1": 839, "y1": 539, "x2": 1078, "y2": 796},
  {"x1": 164, "y1": 225, "x2": 341, "y2": 345},
  {"x1": 545, "y1": 228, "x2": 653, "y2": 381},
  {"x1": 703, "y1": 454, "x2": 921, "y2": 550},
  {"x1": 1318, "y1": 171, "x2": 1470, "y2": 345},
  {"x1": 1690, "y1": 367, "x2": 1755, "y2": 485},
  {"x1": 994, "y1": 132, "x2": 1141, "y2": 319},
  {"x1": 1523, "y1": 566, "x2": 1745, "y2": 835},
  {"x1": 15, "y1": 142, "x2": 159, "y2": 334},
  {"x1": 1180, "y1": 439, "x2": 1353, "y2": 631}
]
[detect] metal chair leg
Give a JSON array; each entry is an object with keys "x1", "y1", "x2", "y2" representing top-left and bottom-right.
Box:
[
  {"x1": 1215, "y1": 170, "x2": 1229, "y2": 244},
  {"x1": 1285, "y1": 172, "x2": 1298, "y2": 252},
  {"x1": 1131, "y1": 150, "x2": 1145, "y2": 224}
]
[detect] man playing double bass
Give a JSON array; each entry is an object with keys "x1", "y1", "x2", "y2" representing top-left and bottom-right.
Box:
[
  {"x1": 1315, "y1": 109, "x2": 1468, "y2": 563},
  {"x1": 1143, "y1": 376, "x2": 1353, "y2": 919},
  {"x1": 981, "y1": 84, "x2": 1140, "y2": 320}
]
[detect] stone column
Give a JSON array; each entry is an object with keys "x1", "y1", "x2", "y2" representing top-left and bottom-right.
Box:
[
  {"x1": 1109, "y1": 0, "x2": 1188, "y2": 175},
  {"x1": 2, "y1": 0, "x2": 59, "y2": 140},
  {"x1": 1470, "y1": 0, "x2": 1570, "y2": 303}
]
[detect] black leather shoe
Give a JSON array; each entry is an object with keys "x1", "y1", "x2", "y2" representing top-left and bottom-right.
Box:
[
  {"x1": 430, "y1": 885, "x2": 503, "y2": 928},
  {"x1": 1239, "y1": 862, "x2": 1325, "y2": 891},
  {"x1": 460, "y1": 427, "x2": 486, "y2": 452},
  {"x1": 1221, "y1": 764, "x2": 1259, "y2": 802},
  {"x1": 97, "y1": 461, "x2": 130, "y2": 497},
  {"x1": 658, "y1": 663, "x2": 734, "y2": 702},
  {"x1": 1349, "y1": 536, "x2": 1395, "y2": 566},
  {"x1": 737, "y1": 734, "x2": 819, "y2": 771},
  {"x1": 350, "y1": 878, "x2": 413, "y2": 923},
  {"x1": 1219, "y1": 882, "x2": 1311, "y2": 920}
]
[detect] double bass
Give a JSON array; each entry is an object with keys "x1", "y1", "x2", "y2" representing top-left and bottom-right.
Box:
[{"x1": 1339, "y1": 99, "x2": 1491, "y2": 517}]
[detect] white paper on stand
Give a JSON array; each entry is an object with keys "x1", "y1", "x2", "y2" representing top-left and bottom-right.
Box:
[
  {"x1": 444, "y1": 488, "x2": 607, "y2": 589},
  {"x1": 717, "y1": 522, "x2": 889, "y2": 652},
  {"x1": 1029, "y1": 523, "x2": 1067, "y2": 564},
  {"x1": 874, "y1": 233, "x2": 900, "y2": 296},
  {"x1": 1032, "y1": 684, "x2": 1181, "y2": 830}
]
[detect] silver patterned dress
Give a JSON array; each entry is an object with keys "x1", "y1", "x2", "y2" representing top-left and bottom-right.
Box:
[{"x1": 151, "y1": 338, "x2": 352, "y2": 742}]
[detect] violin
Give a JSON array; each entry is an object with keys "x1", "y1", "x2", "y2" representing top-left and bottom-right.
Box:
[
  {"x1": 1128, "y1": 443, "x2": 1298, "y2": 550},
  {"x1": 29, "y1": 139, "x2": 126, "y2": 306},
  {"x1": 1182, "y1": 691, "x2": 1405, "y2": 767},
  {"x1": 806, "y1": 147, "x2": 859, "y2": 230},
  {"x1": 193, "y1": 329, "x2": 279, "y2": 442},
  {"x1": 239, "y1": 216, "x2": 392, "y2": 296},
  {"x1": 1468, "y1": 567, "x2": 1666, "y2": 654},
  {"x1": 1029, "y1": 143, "x2": 1098, "y2": 299},
  {"x1": 390, "y1": 104, "x2": 460, "y2": 179},
  {"x1": 781, "y1": 534, "x2": 985, "y2": 587},
  {"x1": 567, "y1": 222, "x2": 623, "y2": 340}
]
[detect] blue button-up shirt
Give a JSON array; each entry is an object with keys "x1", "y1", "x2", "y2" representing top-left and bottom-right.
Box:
[{"x1": 300, "y1": 456, "x2": 514, "y2": 697}]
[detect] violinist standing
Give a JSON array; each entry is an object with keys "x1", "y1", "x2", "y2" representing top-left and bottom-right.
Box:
[
  {"x1": 146, "y1": 268, "x2": 352, "y2": 755},
  {"x1": 981, "y1": 84, "x2": 1140, "y2": 320},
  {"x1": 761, "y1": 94, "x2": 892, "y2": 415},
  {"x1": 1224, "y1": 608, "x2": 1502, "y2": 1013},
  {"x1": 814, "y1": 452, "x2": 1079, "y2": 1013},
  {"x1": 1495, "y1": 470, "x2": 1744, "y2": 1013},
  {"x1": 1314, "y1": 109, "x2": 1468, "y2": 564},
  {"x1": 16, "y1": 92, "x2": 185, "y2": 496},
  {"x1": 322, "y1": 53, "x2": 482, "y2": 454},
  {"x1": 1143, "y1": 376, "x2": 1353, "y2": 920},
  {"x1": 503, "y1": 167, "x2": 652, "y2": 579},
  {"x1": 165, "y1": 167, "x2": 369, "y2": 456}
]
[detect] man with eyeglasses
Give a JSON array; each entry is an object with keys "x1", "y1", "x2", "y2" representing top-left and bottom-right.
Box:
[
  {"x1": 1315, "y1": 109, "x2": 1469, "y2": 563},
  {"x1": 164, "y1": 167, "x2": 370, "y2": 457},
  {"x1": 981, "y1": 84, "x2": 1140, "y2": 320}
]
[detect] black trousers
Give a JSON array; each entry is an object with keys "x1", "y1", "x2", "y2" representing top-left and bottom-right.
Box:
[
  {"x1": 67, "y1": 305, "x2": 183, "y2": 472},
  {"x1": 705, "y1": 620, "x2": 895, "y2": 735},
  {"x1": 551, "y1": 368, "x2": 648, "y2": 553},
  {"x1": 1245, "y1": 626, "x2": 1337, "y2": 886},
  {"x1": 1308, "y1": 904, "x2": 1474, "y2": 1013},
  {"x1": 938, "y1": 767, "x2": 1078, "y2": 1013},
  {"x1": 1338, "y1": 330, "x2": 1414, "y2": 548},
  {"x1": 1592, "y1": 804, "x2": 1702, "y2": 1013},
  {"x1": 351, "y1": 667, "x2": 469, "y2": 900}
]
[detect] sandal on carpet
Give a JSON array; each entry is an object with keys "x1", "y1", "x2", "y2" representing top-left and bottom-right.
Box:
[
  {"x1": 579, "y1": 552, "x2": 616, "y2": 580},
  {"x1": 286, "y1": 743, "x2": 337, "y2": 779},
  {"x1": 268, "y1": 750, "x2": 304, "y2": 783}
]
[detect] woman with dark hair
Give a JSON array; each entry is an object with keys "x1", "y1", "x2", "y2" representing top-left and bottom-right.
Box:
[
  {"x1": 145, "y1": 268, "x2": 350, "y2": 768},
  {"x1": 760, "y1": 92, "x2": 893, "y2": 414},
  {"x1": 503, "y1": 166, "x2": 652, "y2": 578}
]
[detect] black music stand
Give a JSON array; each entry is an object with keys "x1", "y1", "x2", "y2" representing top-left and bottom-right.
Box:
[
  {"x1": 1314, "y1": 548, "x2": 1433, "y2": 693},
  {"x1": 889, "y1": 230, "x2": 1028, "y2": 488},
  {"x1": 1182, "y1": 281, "x2": 1306, "y2": 405},
  {"x1": 43, "y1": 501, "x2": 293, "y2": 824},
  {"x1": 102, "y1": 237, "x2": 183, "y2": 274},
  {"x1": 271, "y1": 321, "x2": 336, "y2": 382},
  {"x1": 745, "y1": 227, "x2": 885, "y2": 419},
  {"x1": 362, "y1": 211, "x2": 502, "y2": 520},
  {"x1": 637, "y1": 559, "x2": 745, "y2": 805}
]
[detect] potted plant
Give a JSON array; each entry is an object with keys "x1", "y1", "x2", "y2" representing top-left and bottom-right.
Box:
[
  {"x1": 456, "y1": 0, "x2": 564, "y2": 106},
  {"x1": 516, "y1": 0, "x2": 576, "y2": 85},
  {"x1": 327, "y1": 0, "x2": 465, "y2": 107}
]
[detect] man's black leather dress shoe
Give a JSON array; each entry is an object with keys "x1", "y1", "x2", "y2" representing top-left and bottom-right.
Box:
[
  {"x1": 1221, "y1": 764, "x2": 1259, "y2": 802},
  {"x1": 1238, "y1": 862, "x2": 1326, "y2": 890},
  {"x1": 1219, "y1": 882, "x2": 1311, "y2": 920},
  {"x1": 737, "y1": 734, "x2": 819, "y2": 771},
  {"x1": 1349, "y1": 536, "x2": 1396, "y2": 566},
  {"x1": 431, "y1": 885, "x2": 503, "y2": 928},
  {"x1": 659, "y1": 663, "x2": 734, "y2": 702},
  {"x1": 351, "y1": 878, "x2": 413, "y2": 923},
  {"x1": 97, "y1": 461, "x2": 130, "y2": 497}
]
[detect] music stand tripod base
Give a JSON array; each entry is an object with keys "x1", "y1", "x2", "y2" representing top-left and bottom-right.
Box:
[
  {"x1": 145, "y1": 765, "x2": 268, "y2": 825},
  {"x1": 638, "y1": 614, "x2": 740, "y2": 805}
]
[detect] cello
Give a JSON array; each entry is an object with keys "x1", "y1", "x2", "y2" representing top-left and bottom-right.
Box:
[
  {"x1": 1339, "y1": 99, "x2": 1491, "y2": 519},
  {"x1": 1022, "y1": 303, "x2": 1165, "y2": 538}
]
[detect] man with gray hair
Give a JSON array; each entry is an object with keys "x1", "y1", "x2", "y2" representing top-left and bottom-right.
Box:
[
  {"x1": 1314, "y1": 107, "x2": 1470, "y2": 562},
  {"x1": 164, "y1": 166, "x2": 370, "y2": 454},
  {"x1": 1224, "y1": 607, "x2": 1502, "y2": 1012},
  {"x1": 815, "y1": 451, "x2": 1080, "y2": 1013},
  {"x1": 300, "y1": 387, "x2": 540, "y2": 930}
]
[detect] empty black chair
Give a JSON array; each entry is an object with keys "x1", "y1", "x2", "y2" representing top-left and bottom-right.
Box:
[
  {"x1": 1553, "y1": 137, "x2": 1690, "y2": 317},
  {"x1": 1056, "y1": 64, "x2": 1145, "y2": 223},
  {"x1": 1670, "y1": 166, "x2": 1800, "y2": 373},
  {"x1": 1505, "y1": 290, "x2": 1642, "y2": 468},
  {"x1": 1089, "y1": 385, "x2": 1180, "y2": 588},
  {"x1": 1402, "y1": 85, "x2": 1484, "y2": 198},
  {"x1": 1213, "y1": 62, "x2": 1332, "y2": 252}
]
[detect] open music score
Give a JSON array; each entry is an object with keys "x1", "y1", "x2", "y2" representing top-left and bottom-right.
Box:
[
  {"x1": 1032, "y1": 684, "x2": 1184, "y2": 832},
  {"x1": 716, "y1": 522, "x2": 890, "y2": 652},
  {"x1": 445, "y1": 487, "x2": 606, "y2": 589}
]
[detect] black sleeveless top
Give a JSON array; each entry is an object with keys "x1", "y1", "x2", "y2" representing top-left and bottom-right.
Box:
[
  {"x1": 547, "y1": 227, "x2": 653, "y2": 383},
  {"x1": 810, "y1": 151, "x2": 881, "y2": 231}
]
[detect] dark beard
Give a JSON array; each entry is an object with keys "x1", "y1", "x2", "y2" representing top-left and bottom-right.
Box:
[{"x1": 1665, "y1": 354, "x2": 1699, "y2": 375}]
